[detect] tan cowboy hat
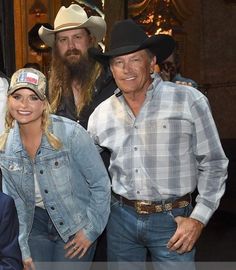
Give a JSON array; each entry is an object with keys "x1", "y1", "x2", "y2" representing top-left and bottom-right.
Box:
[{"x1": 38, "y1": 4, "x2": 106, "y2": 47}]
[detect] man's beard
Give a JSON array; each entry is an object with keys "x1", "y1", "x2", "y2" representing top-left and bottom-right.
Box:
[{"x1": 59, "y1": 48, "x2": 95, "y2": 83}]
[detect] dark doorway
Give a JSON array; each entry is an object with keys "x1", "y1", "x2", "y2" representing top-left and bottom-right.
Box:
[{"x1": 0, "y1": 0, "x2": 15, "y2": 77}]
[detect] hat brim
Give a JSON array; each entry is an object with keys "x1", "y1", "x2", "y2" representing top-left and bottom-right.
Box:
[
  {"x1": 8, "y1": 84, "x2": 46, "y2": 100},
  {"x1": 89, "y1": 34, "x2": 176, "y2": 65},
  {"x1": 39, "y1": 16, "x2": 106, "y2": 47}
]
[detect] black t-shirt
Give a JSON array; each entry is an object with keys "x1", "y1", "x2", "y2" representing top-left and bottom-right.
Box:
[
  {"x1": 56, "y1": 72, "x2": 116, "y2": 129},
  {"x1": 55, "y1": 72, "x2": 117, "y2": 171}
]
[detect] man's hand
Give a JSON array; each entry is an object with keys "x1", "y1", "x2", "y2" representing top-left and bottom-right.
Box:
[
  {"x1": 167, "y1": 216, "x2": 204, "y2": 254},
  {"x1": 64, "y1": 229, "x2": 92, "y2": 259},
  {"x1": 23, "y1": 257, "x2": 35, "y2": 270}
]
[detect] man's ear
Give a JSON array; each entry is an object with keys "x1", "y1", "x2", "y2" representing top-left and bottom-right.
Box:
[
  {"x1": 150, "y1": 56, "x2": 157, "y2": 72},
  {"x1": 152, "y1": 55, "x2": 157, "y2": 65}
]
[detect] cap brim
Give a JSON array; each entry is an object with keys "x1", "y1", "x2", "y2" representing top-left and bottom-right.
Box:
[{"x1": 8, "y1": 84, "x2": 46, "y2": 100}]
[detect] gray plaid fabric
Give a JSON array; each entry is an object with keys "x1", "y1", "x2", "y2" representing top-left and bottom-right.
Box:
[{"x1": 88, "y1": 74, "x2": 228, "y2": 224}]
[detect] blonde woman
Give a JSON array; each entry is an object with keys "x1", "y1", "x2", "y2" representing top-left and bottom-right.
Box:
[{"x1": 0, "y1": 68, "x2": 110, "y2": 270}]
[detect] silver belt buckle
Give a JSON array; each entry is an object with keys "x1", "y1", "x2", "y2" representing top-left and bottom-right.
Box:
[{"x1": 135, "y1": 200, "x2": 152, "y2": 214}]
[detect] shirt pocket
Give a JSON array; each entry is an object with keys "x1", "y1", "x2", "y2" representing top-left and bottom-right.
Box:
[
  {"x1": 165, "y1": 119, "x2": 193, "y2": 155},
  {"x1": 47, "y1": 155, "x2": 72, "y2": 197},
  {"x1": 147, "y1": 119, "x2": 193, "y2": 156}
]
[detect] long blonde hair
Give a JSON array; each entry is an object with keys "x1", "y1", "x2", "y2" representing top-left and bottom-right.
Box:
[{"x1": 0, "y1": 101, "x2": 62, "y2": 151}]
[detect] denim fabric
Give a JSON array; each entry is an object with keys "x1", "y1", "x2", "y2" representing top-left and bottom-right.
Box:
[
  {"x1": 28, "y1": 207, "x2": 96, "y2": 269},
  {"x1": 0, "y1": 115, "x2": 111, "y2": 260},
  {"x1": 107, "y1": 195, "x2": 195, "y2": 270}
]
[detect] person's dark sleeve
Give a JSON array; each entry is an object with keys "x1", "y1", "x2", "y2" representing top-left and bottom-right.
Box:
[{"x1": 0, "y1": 194, "x2": 23, "y2": 270}]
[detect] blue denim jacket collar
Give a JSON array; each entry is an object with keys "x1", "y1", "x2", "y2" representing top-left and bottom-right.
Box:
[{"x1": 10, "y1": 119, "x2": 56, "y2": 154}]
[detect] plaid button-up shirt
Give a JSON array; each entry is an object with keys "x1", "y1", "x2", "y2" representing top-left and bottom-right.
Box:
[{"x1": 88, "y1": 74, "x2": 228, "y2": 224}]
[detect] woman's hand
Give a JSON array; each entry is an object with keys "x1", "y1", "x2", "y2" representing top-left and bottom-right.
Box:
[
  {"x1": 23, "y1": 257, "x2": 35, "y2": 270},
  {"x1": 64, "y1": 229, "x2": 92, "y2": 259}
]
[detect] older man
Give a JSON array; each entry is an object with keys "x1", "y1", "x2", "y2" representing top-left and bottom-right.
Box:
[{"x1": 88, "y1": 19, "x2": 228, "y2": 270}]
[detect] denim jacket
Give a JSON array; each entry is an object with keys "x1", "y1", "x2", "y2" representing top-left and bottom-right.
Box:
[{"x1": 0, "y1": 115, "x2": 111, "y2": 260}]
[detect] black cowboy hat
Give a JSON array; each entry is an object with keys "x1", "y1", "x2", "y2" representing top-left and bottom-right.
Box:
[{"x1": 89, "y1": 19, "x2": 176, "y2": 65}]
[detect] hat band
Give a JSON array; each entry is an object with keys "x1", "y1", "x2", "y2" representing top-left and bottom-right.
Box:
[{"x1": 55, "y1": 23, "x2": 84, "y2": 30}]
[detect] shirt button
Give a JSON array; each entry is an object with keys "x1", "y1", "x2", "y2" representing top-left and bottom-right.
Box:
[
  {"x1": 51, "y1": 206, "x2": 55, "y2": 210},
  {"x1": 135, "y1": 169, "x2": 138, "y2": 173},
  {"x1": 40, "y1": 170, "x2": 43, "y2": 174},
  {"x1": 59, "y1": 222, "x2": 64, "y2": 226},
  {"x1": 44, "y1": 190, "x2": 48, "y2": 193},
  {"x1": 134, "y1": 147, "x2": 138, "y2": 151},
  {"x1": 134, "y1": 125, "x2": 138, "y2": 129},
  {"x1": 38, "y1": 151, "x2": 41, "y2": 155},
  {"x1": 55, "y1": 161, "x2": 59, "y2": 166},
  {"x1": 163, "y1": 125, "x2": 167, "y2": 128},
  {"x1": 137, "y1": 191, "x2": 140, "y2": 194}
]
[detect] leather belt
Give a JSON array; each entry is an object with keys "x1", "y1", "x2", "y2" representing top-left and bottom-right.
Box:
[{"x1": 112, "y1": 192, "x2": 191, "y2": 214}]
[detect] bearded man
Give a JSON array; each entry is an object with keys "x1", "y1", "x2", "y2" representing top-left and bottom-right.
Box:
[{"x1": 39, "y1": 3, "x2": 116, "y2": 128}]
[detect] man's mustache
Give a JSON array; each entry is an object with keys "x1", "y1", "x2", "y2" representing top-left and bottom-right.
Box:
[{"x1": 65, "y1": 49, "x2": 81, "y2": 56}]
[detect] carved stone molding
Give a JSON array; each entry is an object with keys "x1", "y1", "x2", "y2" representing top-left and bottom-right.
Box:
[{"x1": 128, "y1": 0, "x2": 193, "y2": 35}]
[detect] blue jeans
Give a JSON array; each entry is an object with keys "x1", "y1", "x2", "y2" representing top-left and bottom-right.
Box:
[
  {"x1": 107, "y1": 195, "x2": 196, "y2": 270},
  {"x1": 28, "y1": 207, "x2": 96, "y2": 270}
]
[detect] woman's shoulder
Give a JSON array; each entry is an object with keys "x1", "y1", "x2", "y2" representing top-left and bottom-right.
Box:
[
  {"x1": 50, "y1": 114, "x2": 87, "y2": 135},
  {"x1": 50, "y1": 114, "x2": 79, "y2": 128}
]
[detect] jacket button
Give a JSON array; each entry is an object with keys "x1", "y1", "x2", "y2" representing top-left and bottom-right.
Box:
[
  {"x1": 44, "y1": 190, "x2": 48, "y2": 193},
  {"x1": 40, "y1": 170, "x2": 43, "y2": 174},
  {"x1": 51, "y1": 206, "x2": 55, "y2": 210},
  {"x1": 59, "y1": 222, "x2": 64, "y2": 225},
  {"x1": 55, "y1": 161, "x2": 59, "y2": 166}
]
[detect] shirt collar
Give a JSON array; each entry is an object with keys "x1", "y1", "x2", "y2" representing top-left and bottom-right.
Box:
[
  {"x1": 146, "y1": 73, "x2": 162, "y2": 99},
  {"x1": 10, "y1": 118, "x2": 55, "y2": 153}
]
